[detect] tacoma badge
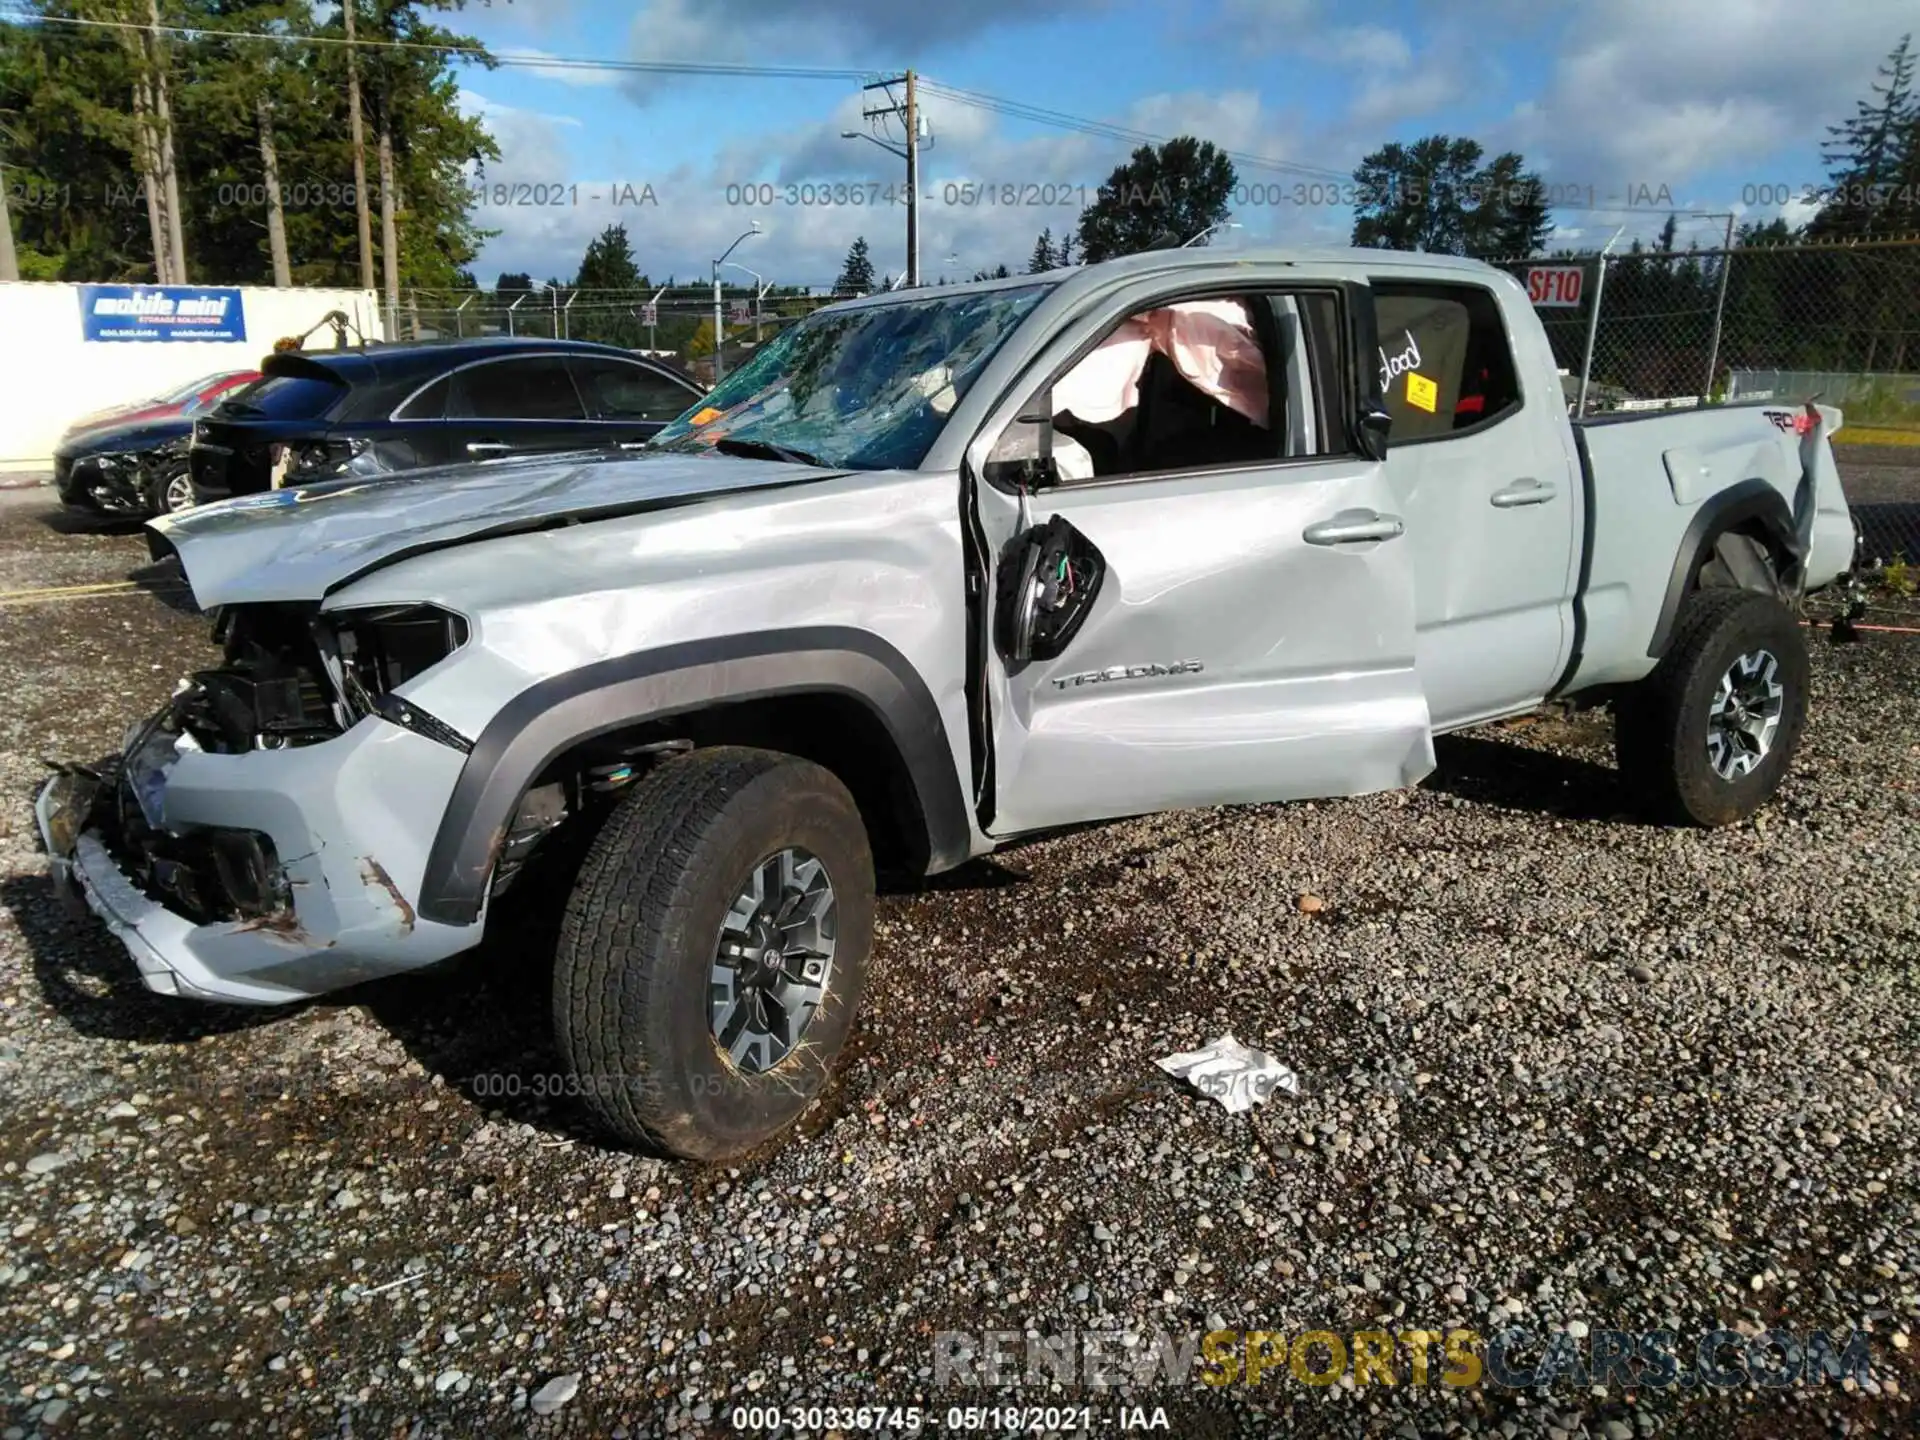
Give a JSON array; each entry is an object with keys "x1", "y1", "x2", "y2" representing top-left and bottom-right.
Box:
[{"x1": 1052, "y1": 659, "x2": 1204, "y2": 690}]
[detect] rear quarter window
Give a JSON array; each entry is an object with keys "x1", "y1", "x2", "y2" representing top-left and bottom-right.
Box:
[
  {"x1": 1371, "y1": 283, "x2": 1521, "y2": 444},
  {"x1": 394, "y1": 374, "x2": 452, "y2": 420}
]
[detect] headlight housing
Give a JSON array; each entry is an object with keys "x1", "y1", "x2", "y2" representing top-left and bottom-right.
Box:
[{"x1": 321, "y1": 604, "x2": 471, "y2": 715}]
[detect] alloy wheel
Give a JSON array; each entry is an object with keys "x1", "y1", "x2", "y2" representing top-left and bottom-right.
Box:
[
  {"x1": 1706, "y1": 648, "x2": 1784, "y2": 780},
  {"x1": 710, "y1": 847, "x2": 837, "y2": 1074}
]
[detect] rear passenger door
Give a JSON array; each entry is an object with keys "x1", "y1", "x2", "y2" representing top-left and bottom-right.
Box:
[
  {"x1": 568, "y1": 356, "x2": 704, "y2": 446},
  {"x1": 1371, "y1": 279, "x2": 1583, "y2": 728},
  {"x1": 377, "y1": 371, "x2": 459, "y2": 469},
  {"x1": 446, "y1": 354, "x2": 595, "y2": 462}
]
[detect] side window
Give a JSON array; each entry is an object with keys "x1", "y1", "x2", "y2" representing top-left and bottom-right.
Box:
[
  {"x1": 989, "y1": 290, "x2": 1347, "y2": 484},
  {"x1": 570, "y1": 358, "x2": 696, "y2": 422},
  {"x1": 450, "y1": 357, "x2": 586, "y2": 421},
  {"x1": 394, "y1": 374, "x2": 451, "y2": 420},
  {"x1": 1370, "y1": 282, "x2": 1521, "y2": 443}
]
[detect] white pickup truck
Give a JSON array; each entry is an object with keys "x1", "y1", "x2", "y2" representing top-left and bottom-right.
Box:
[{"x1": 38, "y1": 248, "x2": 1857, "y2": 1160}]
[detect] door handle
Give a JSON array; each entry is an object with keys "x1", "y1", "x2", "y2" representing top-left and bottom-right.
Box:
[
  {"x1": 466, "y1": 441, "x2": 510, "y2": 456},
  {"x1": 1490, "y1": 478, "x2": 1557, "y2": 507},
  {"x1": 1303, "y1": 510, "x2": 1405, "y2": 545}
]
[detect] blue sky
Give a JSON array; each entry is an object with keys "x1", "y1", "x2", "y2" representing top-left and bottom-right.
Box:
[{"x1": 447, "y1": 0, "x2": 1915, "y2": 290}]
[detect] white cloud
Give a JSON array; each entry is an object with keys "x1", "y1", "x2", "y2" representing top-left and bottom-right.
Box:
[
  {"x1": 1490, "y1": 0, "x2": 1913, "y2": 197},
  {"x1": 612, "y1": 0, "x2": 1107, "y2": 103},
  {"x1": 460, "y1": 0, "x2": 1915, "y2": 281}
]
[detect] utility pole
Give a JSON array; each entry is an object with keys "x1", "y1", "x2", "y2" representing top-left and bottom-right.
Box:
[
  {"x1": 850, "y1": 71, "x2": 923, "y2": 287},
  {"x1": 905, "y1": 70, "x2": 918, "y2": 289}
]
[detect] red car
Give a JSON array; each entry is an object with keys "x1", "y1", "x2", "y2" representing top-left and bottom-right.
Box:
[{"x1": 63, "y1": 370, "x2": 262, "y2": 439}]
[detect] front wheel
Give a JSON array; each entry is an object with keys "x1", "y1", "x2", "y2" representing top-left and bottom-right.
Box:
[
  {"x1": 1614, "y1": 589, "x2": 1811, "y2": 825},
  {"x1": 553, "y1": 747, "x2": 874, "y2": 1160},
  {"x1": 146, "y1": 462, "x2": 196, "y2": 516}
]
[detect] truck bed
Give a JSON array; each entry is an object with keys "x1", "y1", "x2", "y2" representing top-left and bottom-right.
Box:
[{"x1": 1563, "y1": 401, "x2": 1854, "y2": 693}]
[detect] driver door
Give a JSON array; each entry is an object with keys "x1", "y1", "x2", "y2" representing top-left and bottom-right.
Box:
[{"x1": 966, "y1": 275, "x2": 1433, "y2": 837}]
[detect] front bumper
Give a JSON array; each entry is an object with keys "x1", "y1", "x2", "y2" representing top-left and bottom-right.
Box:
[
  {"x1": 56, "y1": 453, "x2": 150, "y2": 515},
  {"x1": 35, "y1": 716, "x2": 484, "y2": 1005}
]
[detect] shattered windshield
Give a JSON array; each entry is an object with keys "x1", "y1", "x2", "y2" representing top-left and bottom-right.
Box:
[{"x1": 650, "y1": 283, "x2": 1052, "y2": 470}]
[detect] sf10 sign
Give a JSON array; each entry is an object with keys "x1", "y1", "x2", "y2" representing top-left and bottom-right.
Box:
[{"x1": 1525, "y1": 265, "x2": 1586, "y2": 308}]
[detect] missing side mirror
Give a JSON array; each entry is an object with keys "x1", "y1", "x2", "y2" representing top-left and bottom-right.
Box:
[
  {"x1": 983, "y1": 388, "x2": 1060, "y2": 491},
  {"x1": 983, "y1": 454, "x2": 1062, "y2": 490},
  {"x1": 1356, "y1": 403, "x2": 1392, "y2": 462}
]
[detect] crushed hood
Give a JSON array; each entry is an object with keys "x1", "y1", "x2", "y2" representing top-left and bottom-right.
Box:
[{"x1": 149, "y1": 449, "x2": 842, "y2": 606}]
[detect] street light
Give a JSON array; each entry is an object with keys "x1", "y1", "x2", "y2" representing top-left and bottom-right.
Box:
[
  {"x1": 713, "y1": 221, "x2": 762, "y2": 385},
  {"x1": 841, "y1": 118, "x2": 920, "y2": 286},
  {"x1": 723, "y1": 260, "x2": 772, "y2": 343},
  {"x1": 840, "y1": 129, "x2": 906, "y2": 159},
  {"x1": 1182, "y1": 220, "x2": 1242, "y2": 247}
]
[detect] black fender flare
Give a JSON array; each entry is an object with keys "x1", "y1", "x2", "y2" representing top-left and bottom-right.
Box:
[
  {"x1": 1646, "y1": 479, "x2": 1801, "y2": 659},
  {"x1": 416, "y1": 627, "x2": 974, "y2": 926}
]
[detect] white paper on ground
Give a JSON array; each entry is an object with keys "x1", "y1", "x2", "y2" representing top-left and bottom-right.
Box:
[{"x1": 1156, "y1": 1033, "x2": 1300, "y2": 1114}]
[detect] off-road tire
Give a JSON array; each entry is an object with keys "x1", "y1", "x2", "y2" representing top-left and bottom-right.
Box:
[
  {"x1": 1614, "y1": 589, "x2": 1810, "y2": 826},
  {"x1": 553, "y1": 746, "x2": 873, "y2": 1160}
]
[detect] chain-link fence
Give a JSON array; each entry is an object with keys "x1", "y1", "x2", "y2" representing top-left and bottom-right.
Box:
[{"x1": 1495, "y1": 237, "x2": 1920, "y2": 427}]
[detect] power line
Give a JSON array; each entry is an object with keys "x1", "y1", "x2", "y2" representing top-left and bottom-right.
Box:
[
  {"x1": 3, "y1": 8, "x2": 1837, "y2": 225},
  {"x1": 917, "y1": 79, "x2": 1353, "y2": 183}
]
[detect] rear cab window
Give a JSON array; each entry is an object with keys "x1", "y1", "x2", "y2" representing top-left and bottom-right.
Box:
[{"x1": 1370, "y1": 282, "x2": 1522, "y2": 444}]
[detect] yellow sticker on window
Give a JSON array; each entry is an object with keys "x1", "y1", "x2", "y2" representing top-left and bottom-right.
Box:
[
  {"x1": 690, "y1": 406, "x2": 724, "y2": 426},
  {"x1": 1405, "y1": 372, "x2": 1438, "y2": 413}
]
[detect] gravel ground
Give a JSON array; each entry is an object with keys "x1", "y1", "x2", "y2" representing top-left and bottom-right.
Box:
[
  {"x1": 0, "y1": 486, "x2": 1916, "y2": 1439},
  {"x1": 1832, "y1": 445, "x2": 1920, "y2": 508}
]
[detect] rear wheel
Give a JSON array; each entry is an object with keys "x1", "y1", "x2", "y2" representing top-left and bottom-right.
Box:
[
  {"x1": 1614, "y1": 589, "x2": 1810, "y2": 825},
  {"x1": 553, "y1": 747, "x2": 874, "y2": 1160}
]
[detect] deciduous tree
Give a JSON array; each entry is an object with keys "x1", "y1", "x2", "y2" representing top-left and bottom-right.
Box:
[{"x1": 1074, "y1": 136, "x2": 1235, "y2": 262}]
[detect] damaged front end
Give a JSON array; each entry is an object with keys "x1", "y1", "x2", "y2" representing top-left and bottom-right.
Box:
[
  {"x1": 35, "y1": 600, "x2": 484, "y2": 1005},
  {"x1": 61, "y1": 441, "x2": 190, "y2": 517}
]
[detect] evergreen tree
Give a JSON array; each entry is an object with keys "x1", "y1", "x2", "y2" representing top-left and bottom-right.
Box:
[
  {"x1": 835, "y1": 236, "x2": 875, "y2": 294},
  {"x1": 1814, "y1": 33, "x2": 1918, "y2": 237},
  {"x1": 1027, "y1": 228, "x2": 1055, "y2": 273},
  {"x1": 570, "y1": 222, "x2": 643, "y2": 346}
]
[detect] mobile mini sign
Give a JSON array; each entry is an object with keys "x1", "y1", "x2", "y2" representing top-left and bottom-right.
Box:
[
  {"x1": 1523, "y1": 265, "x2": 1586, "y2": 309},
  {"x1": 79, "y1": 285, "x2": 248, "y2": 343}
]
